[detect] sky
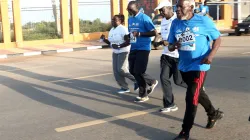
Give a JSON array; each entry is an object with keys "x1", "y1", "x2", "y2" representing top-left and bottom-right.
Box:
[{"x1": 9, "y1": 0, "x2": 113, "y2": 25}]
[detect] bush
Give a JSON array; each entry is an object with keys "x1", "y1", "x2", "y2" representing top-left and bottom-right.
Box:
[
  {"x1": 79, "y1": 18, "x2": 111, "y2": 33},
  {"x1": 22, "y1": 18, "x2": 111, "y2": 41},
  {"x1": 22, "y1": 21, "x2": 60, "y2": 41}
]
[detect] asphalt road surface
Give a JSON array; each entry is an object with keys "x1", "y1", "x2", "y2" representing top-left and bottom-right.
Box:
[{"x1": 0, "y1": 36, "x2": 249, "y2": 140}]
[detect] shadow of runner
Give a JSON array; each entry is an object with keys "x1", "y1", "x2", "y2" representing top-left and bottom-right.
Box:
[{"x1": 0, "y1": 75, "x2": 177, "y2": 139}]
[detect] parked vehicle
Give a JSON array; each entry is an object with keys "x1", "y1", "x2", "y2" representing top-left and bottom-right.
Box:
[
  {"x1": 151, "y1": 14, "x2": 163, "y2": 50},
  {"x1": 235, "y1": 15, "x2": 250, "y2": 36}
]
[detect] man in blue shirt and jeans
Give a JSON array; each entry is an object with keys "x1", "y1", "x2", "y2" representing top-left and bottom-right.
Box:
[
  {"x1": 168, "y1": 0, "x2": 224, "y2": 139},
  {"x1": 127, "y1": 1, "x2": 158, "y2": 103}
]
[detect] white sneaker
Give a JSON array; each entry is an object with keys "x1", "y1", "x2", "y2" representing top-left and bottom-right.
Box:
[
  {"x1": 160, "y1": 105, "x2": 178, "y2": 113},
  {"x1": 147, "y1": 80, "x2": 158, "y2": 95},
  {"x1": 134, "y1": 96, "x2": 149, "y2": 103},
  {"x1": 117, "y1": 88, "x2": 130, "y2": 94}
]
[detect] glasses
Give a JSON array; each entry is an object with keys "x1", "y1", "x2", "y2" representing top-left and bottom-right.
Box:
[{"x1": 159, "y1": 9, "x2": 164, "y2": 13}]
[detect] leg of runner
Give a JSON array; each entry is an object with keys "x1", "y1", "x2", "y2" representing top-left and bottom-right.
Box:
[
  {"x1": 113, "y1": 53, "x2": 130, "y2": 94},
  {"x1": 117, "y1": 52, "x2": 138, "y2": 92},
  {"x1": 160, "y1": 55, "x2": 178, "y2": 113},
  {"x1": 133, "y1": 50, "x2": 156, "y2": 103}
]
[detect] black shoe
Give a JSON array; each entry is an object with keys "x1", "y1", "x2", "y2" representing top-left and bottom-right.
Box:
[
  {"x1": 206, "y1": 108, "x2": 224, "y2": 129},
  {"x1": 173, "y1": 131, "x2": 189, "y2": 140},
  {"x1": 147, "y1": 80, "x2": 158, "y2": 95},
  {"x1": 134, "y1": 83, "x2": 139, "y2": 91}
]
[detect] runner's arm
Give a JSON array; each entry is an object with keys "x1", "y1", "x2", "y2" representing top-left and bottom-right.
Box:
[
  {"x1": 103, "y1": 38, "x2": 111, "y2": 45},
  {"x1": 112, "y1": 34, "x2": 130, "y2": 49},
  {"x1": 208, "y1": 37, "x2": 221, "y2": 59}
]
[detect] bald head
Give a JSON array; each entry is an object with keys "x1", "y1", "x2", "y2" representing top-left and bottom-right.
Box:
[
  {"x1": 176, "y1": 0, "x2": 195, "y2": 20},
  {"x1": 127, "y1": 1, "x2": 139, "y2": 16}
]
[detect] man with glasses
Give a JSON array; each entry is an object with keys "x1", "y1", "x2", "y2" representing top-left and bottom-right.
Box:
[
  {"x1": 154, "y1": 0, "x2": 187, "y2": 113},
  {"x1": 168, "y1": 0, "x2": 224, "y2": 139}
]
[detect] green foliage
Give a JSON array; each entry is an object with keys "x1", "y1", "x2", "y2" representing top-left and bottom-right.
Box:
[
  {"x1": 22, "y1": 19, "x2": 111, "y2": 41},
  {"x1": 23, "y1": 21, "x2": 60, "y2": 41},
  {"x1": 79, "y1": 18, "x2": 111, "y2": 33}
]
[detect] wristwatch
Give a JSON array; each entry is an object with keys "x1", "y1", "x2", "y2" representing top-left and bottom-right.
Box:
[{"x1": 117, "y1": 45, "x2": 120, "y2": 48}]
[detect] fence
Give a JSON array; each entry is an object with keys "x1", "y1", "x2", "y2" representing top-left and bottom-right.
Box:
[
  {"x1": 78, "y1": 1, "x2": 111, "y2": 33},
  {"x1": 20, "y1": 0, "x2": 62, "y2": 41}
]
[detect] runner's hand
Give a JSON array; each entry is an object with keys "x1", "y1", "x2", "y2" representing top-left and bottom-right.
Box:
[
  {"x1": 100, "y1": 34, "x2": 105, "y2": 39},
  {"x1": 169, "y1": 39, "x2": 181, "y2": 51},
  {"x1": 162, "y1": 41, "x2": 169, "y2": 46},
  {"x1": 132, "y1": 32, "x2": 139, "y2": 37},
  {"x1": 112, "y1": 44, "x2": 119, "y2": 49},
  {"x1": 201, "y1": 56, "x2": 213, "y2": 64},
  {"x1": 175, "y1": 40, "x2": 181, "y2": 49}
]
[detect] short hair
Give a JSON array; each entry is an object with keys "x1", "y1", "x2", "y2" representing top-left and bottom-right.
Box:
[
  {"x1": 128, "y1": 1, "x2": 139, "y2": 8},
  {"x1": 114, "y1": 14, "x2": 125, "y2": 25}
]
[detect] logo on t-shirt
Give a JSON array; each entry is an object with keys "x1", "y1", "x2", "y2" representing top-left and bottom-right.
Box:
[
  {"x1": 176, "y1": 29, "x2": 182, "y2": 33},
  {"x1": 192, "y1": 27, "x2": 199, "y2": 32}
]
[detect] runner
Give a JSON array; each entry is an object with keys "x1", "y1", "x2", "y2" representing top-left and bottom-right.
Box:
[
  {"x1": 100, "y1": 14, "x2": 139, "y2": 94},
  {"x1": 167, "y1": 0, "x2": 224, "y2": 139},
  {"x1": 194, "y1": 2, "x2": 200, "y2": 13},
  {"x1": 199, "y1": 0, "x2": 209, "y2": 16},
  {"x1": 127, "y1": 1, "x2": 158, "y2": 102},
  {"x1": 154, "y1": 0, "x2": 187, "y2": 113}
]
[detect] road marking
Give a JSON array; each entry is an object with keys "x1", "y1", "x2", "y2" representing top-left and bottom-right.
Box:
[
  {"x1": 212, "y1": 65, "x2": 250, "y2": 69},
  {"x1": 50, "y1": 73, "x2": 113, "y2": 83},
  {"x1": 241, "y1": 52, "x2": 250, "y2": 55},
  {"x1": 0, "y1": 65, "x2": 56, "y2": 73},
  {"x1": 55, "y1": 107, "x2": 159, "y2": 132}
]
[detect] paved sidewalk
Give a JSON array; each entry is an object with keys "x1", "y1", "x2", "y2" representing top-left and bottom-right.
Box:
[
  {"x1": 0, "y1": 40, "x2": 109, "y2": 59},
  {"x1": 0, "y1": 30, "x2": 235, "y2": 59}
]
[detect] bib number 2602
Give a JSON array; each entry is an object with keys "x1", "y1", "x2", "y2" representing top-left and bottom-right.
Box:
[
  {"x1": 182, "y1": 35, "x2": 193, "y2": 42},
  {"x1": 177, "y1": 32, "x2": 196, "y2": 51}
]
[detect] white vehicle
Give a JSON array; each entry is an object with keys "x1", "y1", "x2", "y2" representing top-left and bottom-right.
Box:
[{"x1": 151, "y1": 14, "x2": 163, "y2": 50}]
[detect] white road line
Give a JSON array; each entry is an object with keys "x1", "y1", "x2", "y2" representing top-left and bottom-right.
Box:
[
  {"x1": 55, "y1": 108, "x2": 159, "y2": 132},
  {"x1": 49, "y1": 73, "x2": 113, "y2": 83},
  {"x1": 241, "y1": 52, "x2": 250, "y2": 55},
  {"x1": 0, "y1": 65, "x2": 57, "y2": 73}
]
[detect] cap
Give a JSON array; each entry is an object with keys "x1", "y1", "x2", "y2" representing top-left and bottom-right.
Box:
[{"x1": 154, "y1": 0, "x2": 172, "y2": 11}]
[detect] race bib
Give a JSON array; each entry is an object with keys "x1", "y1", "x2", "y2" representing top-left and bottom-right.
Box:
[
  {"x1": 130, "y1": 33, "x2": 137, "y2": 43},
  {"x1": 202, "y1": 8, "x2": 206, "y2": 13},
  {"x1": 176, "y1": 30, "x2": 196, "y2": 51}
]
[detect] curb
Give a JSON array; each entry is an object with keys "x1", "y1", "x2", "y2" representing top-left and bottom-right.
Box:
[
  {"x1": 0, "y1": 45, "x2": 110, "y2": 59},
  {"x1": 0, "y1": 33, "x2": 231, "y2": 59},
  {"x1": 221, "y1": 33, "x2": 229, "y2": 37}
]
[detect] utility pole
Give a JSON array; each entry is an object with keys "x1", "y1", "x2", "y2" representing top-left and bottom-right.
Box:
[{"x1": 52, "y1": 0, "x2": 61, "y2": 35}]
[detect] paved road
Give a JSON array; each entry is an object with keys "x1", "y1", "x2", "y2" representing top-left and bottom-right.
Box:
[{"x1": 0, "y1": 36, "x2": 250, "y2": 140}]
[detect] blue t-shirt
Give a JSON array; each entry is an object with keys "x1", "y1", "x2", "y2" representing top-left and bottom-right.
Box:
[
  {"x1": 173, "y1": 5, "x2": 177, "y2": 12},
  {"x1": 199, "y1": 5, "x2": 209, "y2": 15},
  {"x1": 168, "y1": 14, "x2": 220, "y2": 72},
  {"x1": 128, "y1": 12, "x2": 155, "y2": 51},
  {"x1": 194, "y1": 7, "x2": 200, "y2": 13}
]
